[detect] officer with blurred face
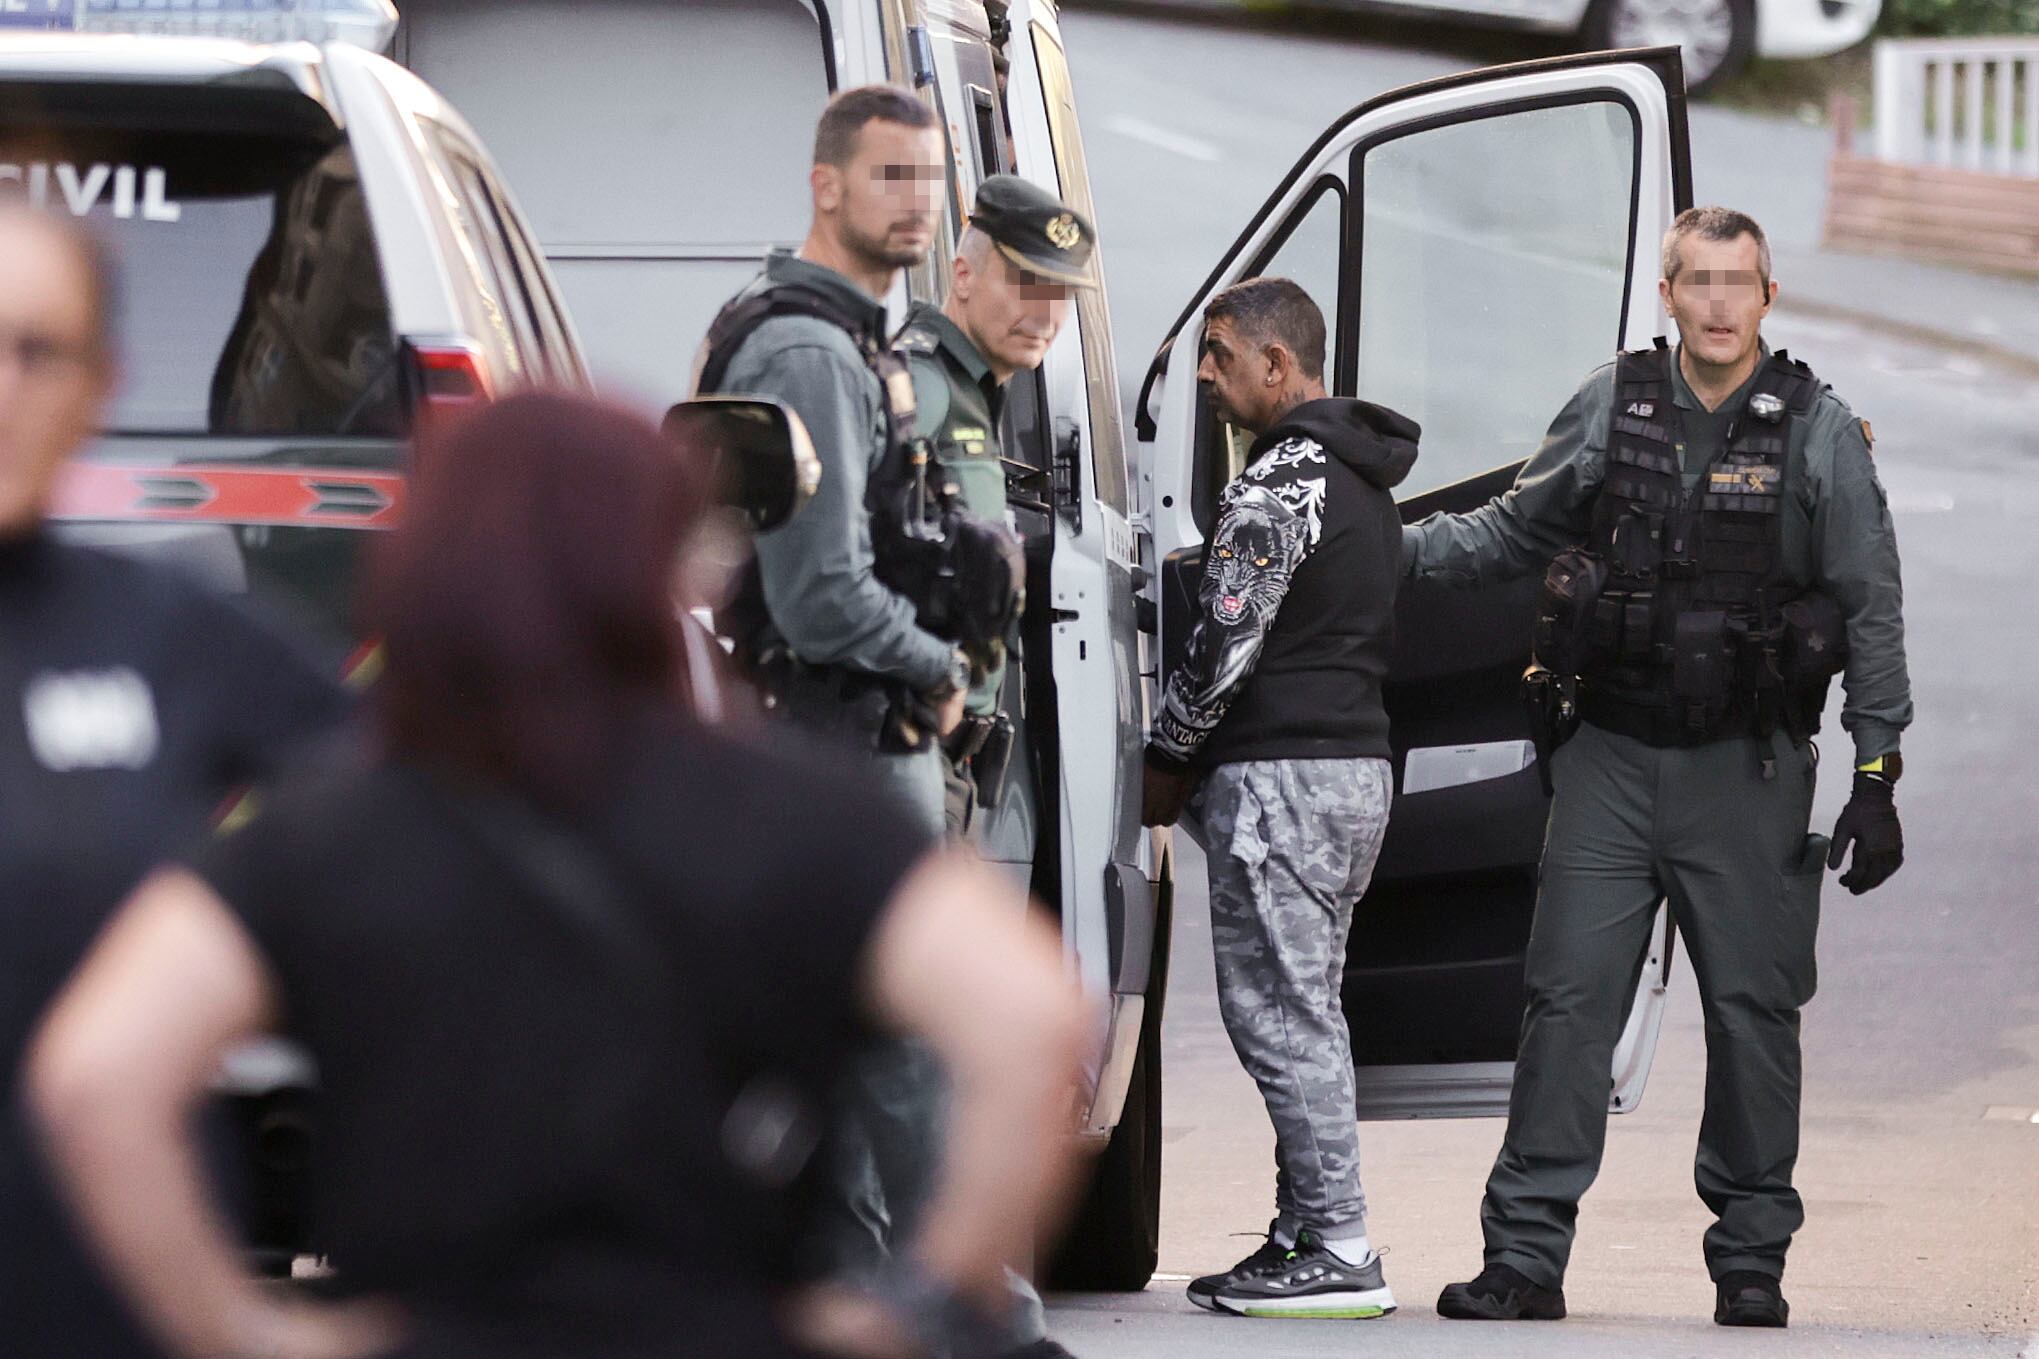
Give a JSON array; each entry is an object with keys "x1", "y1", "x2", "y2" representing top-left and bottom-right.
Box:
[
  {"x1": 696, "y1": 94, "x2": 1061, "y2": 1359},
  {"x1": 1409, "y1": 207, "x2": 1910, "y2": 1329},
  {"x1": 0, "y1": 201, "x2": 349, "y2": 1358},
  {"x1": 897, "y1": 174, "x2": 1095, "y2": 835},
  {"x1": 695, "y1": 85, "x2": 968, "y2": 832}
]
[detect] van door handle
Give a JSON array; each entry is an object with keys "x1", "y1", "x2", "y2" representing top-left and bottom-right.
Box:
[{"x1": 1053, "y1": 418, "x2": 1084, "y2": 536}]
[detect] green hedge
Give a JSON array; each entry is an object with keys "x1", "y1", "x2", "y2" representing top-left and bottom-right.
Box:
[{"x1": 1878, "y1": 0, "x2": 2039, "y2": 38}]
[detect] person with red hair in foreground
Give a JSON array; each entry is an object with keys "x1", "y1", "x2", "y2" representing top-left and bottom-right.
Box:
[{"x1": 24, "y1": 393, "x2": 1089, "y2": 1359}]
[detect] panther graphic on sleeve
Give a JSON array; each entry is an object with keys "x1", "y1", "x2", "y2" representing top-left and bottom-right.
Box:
[{"x1": 1151, "y1": 484, "x2": 1309, "y2": 760}]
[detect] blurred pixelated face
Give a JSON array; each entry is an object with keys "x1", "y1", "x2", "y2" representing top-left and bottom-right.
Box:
[
  {"x1": 956, "y1": 248, "x2": 1070, "y2": 380},
  {"x1": 1196, "y1": 314, "x2": 1274, "y2": 435},
  {"x1": 1661, "y1": 231, "x2": 1775, "y2": 372},
  {"x1": 821, "y1": 118, "x2": 944, "y2": 272},
  {"x1": 0, "y1": 213, "x2": 109, "y2": 537}
]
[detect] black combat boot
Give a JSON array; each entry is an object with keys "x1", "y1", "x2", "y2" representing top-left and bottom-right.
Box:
[
  {"x1": 1714, "y1": 1270, "x2": 1789, "y2": 1327},
  {"x1": 1435, "y1": 1262, "x2": 1567, "y2": 1320}
]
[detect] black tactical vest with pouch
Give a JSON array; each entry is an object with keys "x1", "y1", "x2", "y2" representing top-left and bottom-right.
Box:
[
  {"x1": 1533, "y1": 341, "x2": 1847, "y2": 747},
  {"x1": 692, "y1": 282, "x2": 1022, "y2": 749}
]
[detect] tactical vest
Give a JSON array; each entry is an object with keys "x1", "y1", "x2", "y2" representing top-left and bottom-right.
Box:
[
  {"x1": 695, "y1": 281, "x2": 924, "y2": 500},
  {"x1": 1533, "y1": 341, "x2": 1846, "y2": 747},
  {"x1": 694, "y1": 282, "x2": 1022, "y2": 673}
]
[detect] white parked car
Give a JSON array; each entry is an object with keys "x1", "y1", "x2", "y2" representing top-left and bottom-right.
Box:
[{"x1": 1239, "y1": 0, "x2": 1880, "y2": 92}]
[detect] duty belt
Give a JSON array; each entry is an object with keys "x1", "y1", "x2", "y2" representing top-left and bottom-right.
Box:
[{"x1": 1576, "y1": 683, "x2": 1765, "y2": 749}]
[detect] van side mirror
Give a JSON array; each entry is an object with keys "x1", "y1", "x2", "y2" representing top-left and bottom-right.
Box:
[{"x1": 662, "y1": 397, "x2": 820, "y2": 533}]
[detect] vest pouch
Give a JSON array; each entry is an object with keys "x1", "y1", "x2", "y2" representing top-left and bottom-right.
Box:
[
  {"x1": 1778, "y1": 591, "x2": 1848, "y2": 690},
  {"x1": 1608, "y1": 507, "x2": 1663, "y2": 577},
  {"x1": 1619, "y1": 593, "x2": 1654, "y2": 667},
  {"x1": 940, "y1": 511, "x2": 1026, "y2": 645},
  {"x1": 1532, "y1": 547, "x2": 1608, "y2": 676},
  {"x1": 1672, "y1": 610, "x2": 1733, "y2": 704}
]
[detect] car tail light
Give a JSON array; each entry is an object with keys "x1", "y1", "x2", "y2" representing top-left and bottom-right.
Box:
[{"x1": 406, "y1": 342, "x2": 493, "y2": 423}]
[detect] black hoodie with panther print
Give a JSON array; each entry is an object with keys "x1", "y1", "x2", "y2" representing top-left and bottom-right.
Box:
[{"x1": 1149, "y1": 397, "x2": 1419, "y2": 771}]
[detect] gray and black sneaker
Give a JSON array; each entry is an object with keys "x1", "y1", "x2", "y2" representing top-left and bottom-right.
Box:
[
  {"x1": 1186, "y1": 1228, "x2": 1290, "y2": 1311},
  {"x1": 1187, "y1": 1228, "x2": 1395, "y2": 1319}
]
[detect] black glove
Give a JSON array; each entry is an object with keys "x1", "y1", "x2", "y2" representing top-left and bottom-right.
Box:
[{"x1": 1827, "y1": 772, "x2": 1903, "y2": 895}]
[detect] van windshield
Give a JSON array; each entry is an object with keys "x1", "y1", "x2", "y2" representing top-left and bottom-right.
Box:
[{"x1": 0, "y1": 100, "x2": 404, "y2": 437}]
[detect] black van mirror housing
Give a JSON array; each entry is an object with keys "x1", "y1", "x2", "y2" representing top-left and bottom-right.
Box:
[{"x1": 662, "y1": 397, "x2": 820, "y2": 534}]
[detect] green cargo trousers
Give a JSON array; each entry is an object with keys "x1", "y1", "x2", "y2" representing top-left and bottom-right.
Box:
[{"x1": 1482, "y1": 720, "x2": 1830, "y2": 1289}]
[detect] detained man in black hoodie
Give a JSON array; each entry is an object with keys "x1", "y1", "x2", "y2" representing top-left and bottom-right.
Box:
[{"x1": 1142, "y1": 277, "x2": 1418, "y2": 1320}]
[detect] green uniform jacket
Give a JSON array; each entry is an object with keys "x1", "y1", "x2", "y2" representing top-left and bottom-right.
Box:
[
  {"x1": 1402, "y1": 347, "x2": 1911, "y2": 763},
  {"x1": 710, "y1": 250, "x2": 953, "y2": 692},
  {"x1": 898, "y1": 301, "x2": 1010, "y2": 716}
]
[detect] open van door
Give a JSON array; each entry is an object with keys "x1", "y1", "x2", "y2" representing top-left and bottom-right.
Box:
[{"x1": 1137, "y1": 49, "x2": 1694, "y2": 1119}]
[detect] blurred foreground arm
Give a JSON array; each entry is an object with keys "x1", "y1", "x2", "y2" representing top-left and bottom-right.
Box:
[
  {"x1": 25, "y1": 870, "x2": 401, "y2": 1359},
  {"x1": 862, "y1": 853, "x2": 1090, "y2": 1318}
]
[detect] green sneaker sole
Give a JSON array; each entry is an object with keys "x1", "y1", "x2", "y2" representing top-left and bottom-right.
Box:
[{"x1": 1235, "y1": 1304, "x2": 1393, "y2": 1319}]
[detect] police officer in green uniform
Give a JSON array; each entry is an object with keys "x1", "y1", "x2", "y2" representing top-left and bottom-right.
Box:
[
  {"x1": 896, "y1": 175, "x2": 1097, "y2": 835},
  {"x1": 1410, "y1": 208, "x2": 1911, "y2": 1329}
]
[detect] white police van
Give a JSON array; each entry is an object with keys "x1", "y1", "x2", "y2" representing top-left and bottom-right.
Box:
[{"x1": 383, "y1": 0, "x2": 1696, "y2": 1291}]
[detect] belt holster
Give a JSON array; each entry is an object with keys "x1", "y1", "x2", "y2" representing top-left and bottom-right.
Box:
[{"x1": 945, "y1": 711, "x2": 1015, "y2": 810}]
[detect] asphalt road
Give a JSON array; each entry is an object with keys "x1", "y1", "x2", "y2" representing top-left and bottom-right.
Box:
[{"x1": 1046, "y1": 9, "x2": 2039, "y2": 1354}]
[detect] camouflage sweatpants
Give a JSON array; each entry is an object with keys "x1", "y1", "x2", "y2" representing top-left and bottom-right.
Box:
[{"x1": 1195, "y1": 756, "x2": 1393, "y2": 1237}]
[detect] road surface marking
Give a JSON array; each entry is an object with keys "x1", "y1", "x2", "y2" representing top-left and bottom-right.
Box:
[{"x1": 1102, "y1": 114, "x2": 1223, "y2": 163}]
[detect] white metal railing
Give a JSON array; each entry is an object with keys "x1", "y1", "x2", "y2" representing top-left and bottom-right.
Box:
[{"x1": 1873, "y1": 36, "x2": 2039, "y2": 178}]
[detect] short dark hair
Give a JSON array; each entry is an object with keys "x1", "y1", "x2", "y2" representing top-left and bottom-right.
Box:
[
  {"x1": 0, "y1": 196, "x2": 120, "y2": 360},
  {"x1": 362, "y1": 393, "x2": 706, "y2": 807},
  {"x1": 1204, "y1": 276, "x2": 1326, "y2": 381},
  {"x1": 1662, "y1": 205, "x2": 1771, "y2": 289},
  {"x1": 813, "y1": 85, "x2": 937, "y2": 167}
]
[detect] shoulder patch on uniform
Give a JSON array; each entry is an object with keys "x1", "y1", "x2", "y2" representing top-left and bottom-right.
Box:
[{"x1": 1859, "y1": 417, "x2": 1874, "y2": 452}]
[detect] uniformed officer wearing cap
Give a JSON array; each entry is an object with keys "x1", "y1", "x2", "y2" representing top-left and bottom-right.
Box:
[{"x1": 896, "y1": 175, "x2": 1096, "y2": 836}]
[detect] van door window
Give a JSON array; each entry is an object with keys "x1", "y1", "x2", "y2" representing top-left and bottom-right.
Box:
[
  {"x1": 907, "y1": 9, "x2": 1010, "y2": 299},
  {"x1": 1352, "y1": 99, "x2": 1638, "y2": 500},
  {"x1": 968, "y1": 85, "x2": 1009, "y2": 177},
  {"x1": 1191, "y1": 179, "x2": 1345, "y2": 531},
  {"x1": 1029, "y1": 22, "x2": 1128, "y2": 517}
]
